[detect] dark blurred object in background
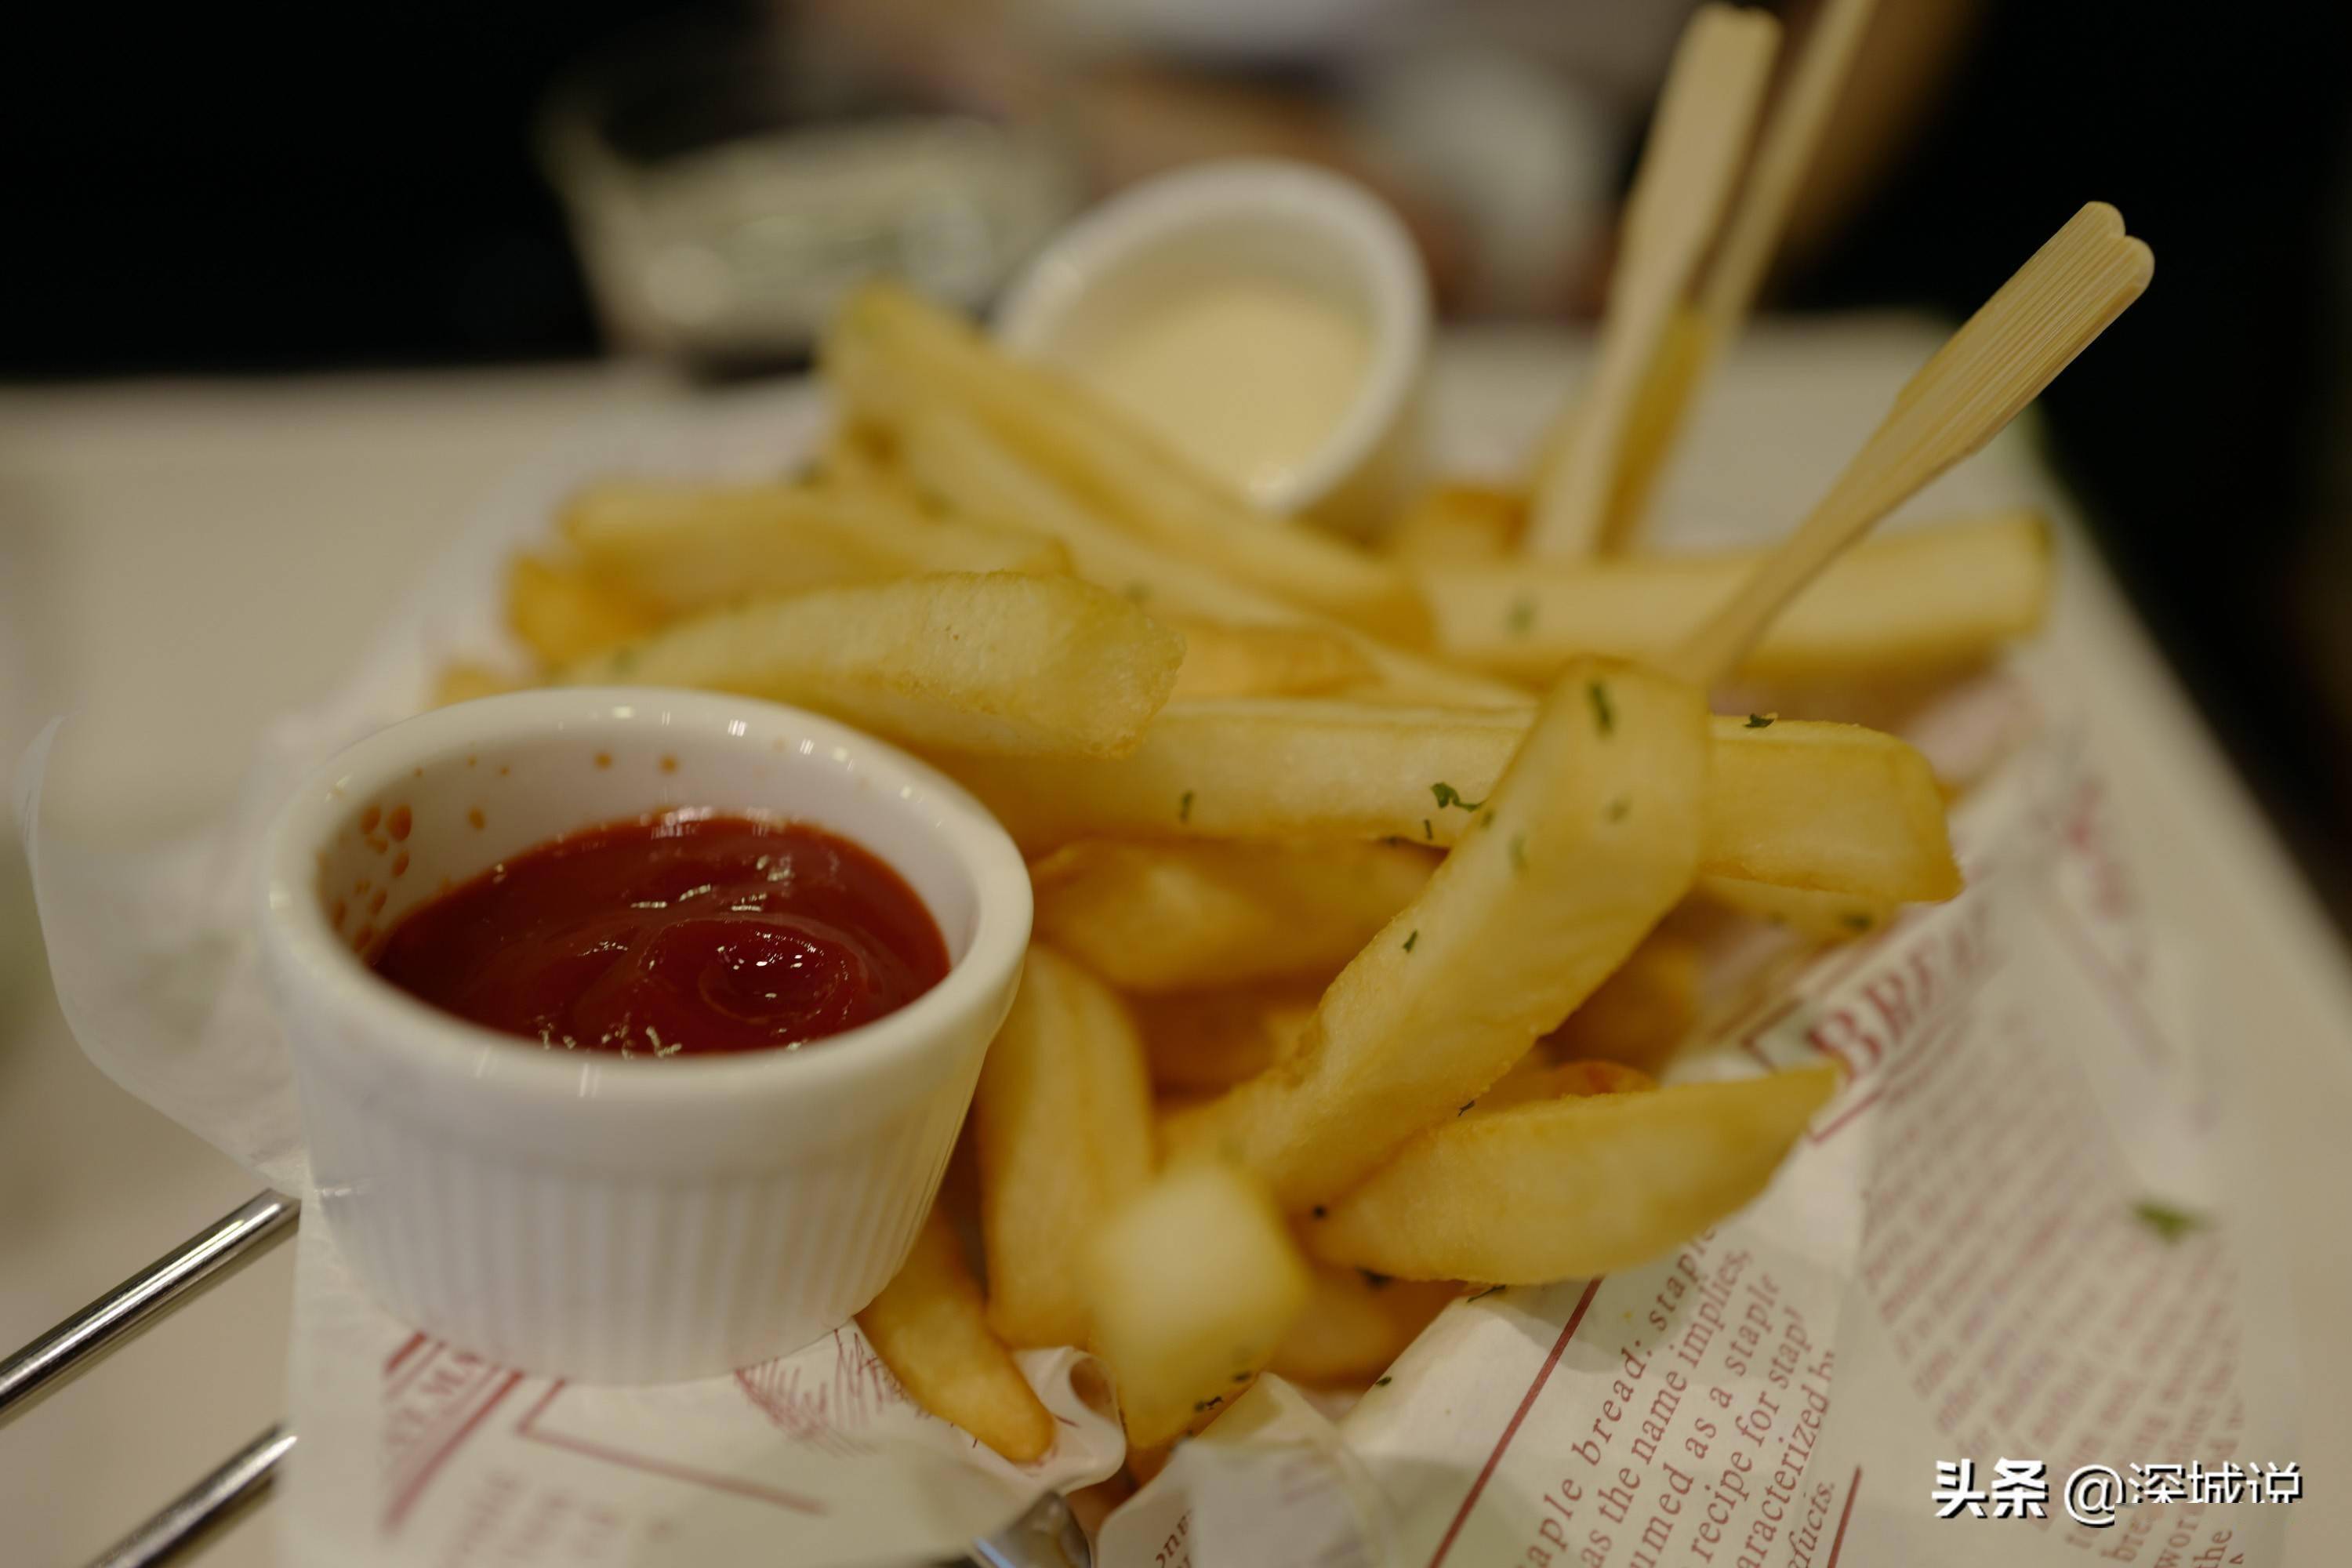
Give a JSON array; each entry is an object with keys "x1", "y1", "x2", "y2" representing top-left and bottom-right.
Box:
[{"x1": 7, "y1": 0, "x2": 2352, "y2": 933}]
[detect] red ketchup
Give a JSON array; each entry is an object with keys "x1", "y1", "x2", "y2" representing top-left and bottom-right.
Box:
[{"x1": 372, "y1": 812, "x2": 949, "y2": 1057}]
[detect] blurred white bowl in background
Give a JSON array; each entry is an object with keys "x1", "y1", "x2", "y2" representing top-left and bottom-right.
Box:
[{"x1": 994, "y1": 159, "x2": 1430, "y2": 534}]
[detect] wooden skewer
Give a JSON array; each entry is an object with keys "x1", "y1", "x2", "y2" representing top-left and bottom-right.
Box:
[
  {"x1": 1525, "y1": 4, "x2": 1780, "y2": 558},
  {"x1": 1665, "y1": 202, "x2": 2153, "y2": 687},
  {"x1": 1604, "y1": 0, "x2": 1885, "y2": 546}
]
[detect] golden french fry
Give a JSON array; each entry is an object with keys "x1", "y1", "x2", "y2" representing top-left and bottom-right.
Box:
[
  {"x1": 1470, "y1": 1054, "x2": 1656, "y2": 1116},
  {"x1": 1701, "y1": 875, "x2": 1894, "y2": 942},
  {"x1": 506, "y1": 554, "x2": 660, "y2": 668},
  {"x1": 1305, "y1": 1065, "x2": 1840, "y2": 1283},
  {"x1": 562, "y1": 572, "x2": 1185, "y2": 758},
  {"x1": 1163, "y1": 660, "x2": 1710, "y2": 1209},
  {"x1": 1129, "y1": 983, "x2": 1321, "y2": 1093},
  {"x1": 430, "y1": 662, "x2": 523, "y2": 709},
  {"x1": 1268, "y1": 1266, "x2": 1457, "y2": 1385},
  {"x1": 1383, "y1": 483, "x2": 1526, "y2": 564},
  {"x1": 975, "y1": 947, "x2": 1157, "y2": 1349},
  {"x1": 1166, "y1": 618, "x2": 1378, "y2": 701},
  {"x1": 1083, "y1": 1163, "x2": 1312, "y2": 1447},
  {"x1": 1547, "y1": 931, "x2": 1704, "y2": 1073},
  {"x1": 1030, "y1": 839, "x2": 1437, "y2": 994},
  {"x1": 830, "y1": 282, "x2": 1435, "y2": 644},
  {"x1": 857, "y1": 1208, "x2": 1058, "y2": 1463},
  {"x1": 884, "y1": 391, "x2": 1523, "y2": 708},
  {"x1": 561, "y1": 479, "x2": 1067, "y2": 618},
  {"x1": 940, "y1": 701, "x2": 1960, "y2": 903},
  {"x1": 807, "y1": 418, "x2": 916, "y2": 497},
  {"x1": 1425, "y1": 513, "x2": 2051, "y2": 683}
]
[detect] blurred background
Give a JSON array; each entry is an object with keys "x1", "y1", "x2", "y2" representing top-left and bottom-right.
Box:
[
  {"x1": 6, "y1": 0, "x2": 2350, "y2": 923},
  {"x1": 4, "y1": 2, "x2": 2350, "y2": 1559}
]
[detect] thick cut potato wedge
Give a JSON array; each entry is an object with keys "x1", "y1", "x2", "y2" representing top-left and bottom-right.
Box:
[
  {"x1": 507, "y1": 554, "x2": 659, "y2": 667},
  {"x1": 880, "y1": 392, "x2": 1523, "y2": 708},
  {"x1": 1129, "y1": 983, "x2": 1321, "y2": 1094},
  {"x1": 1547, "y1": 931, "x2": 1704, "y2": 1073},
  {"x1": 1268, "y1": 1266, "x2": 1458, "y2": 1385},
  {"x1": 1163, "y1": 661, "x2": 1711, "y2": 1209},
  {"x1": 562, "y1": 572, "x2": 1184, "y2": 758},
  {"x1": 974, "y1": 947, "x2": 1157, "y2": 1349},
  {"x1": 1083, "y1": 1163, "x2": 1312, "y2": 1447},
  {"x1": 561, "y1": 480, "x2": 1066, "y2": 615},
  {"x1": 1425, "y1": 513, "x2": 2050, "y2": 682},
  {"x1": 1166, "y1": 619, "x2": 1377, "y2": 701},
  {"x1": 1701, "y1": 875, "x2": 1895, "y2": 942},
  {"x1": 858, "y1": 1209, "x2": 1058, "y2": 1463},
  {"x1": 829, "y1": 282, "x2": 1434, "y2": 644},
  {"x1": 1305, "y1": 1065, "x2": 1840, "y2": 1283},
  {"x1": 1030, "y1": 839, "x2": 1437, "y2": 993},
  {"x1": 940, "y1": 701, "x2": 1960, "y2": 902},
  {"x1": 1383, "y1": 483, "x2": 1525, "y2": 564}
]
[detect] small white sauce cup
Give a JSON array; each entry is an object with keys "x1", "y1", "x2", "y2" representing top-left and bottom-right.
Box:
[
  {"x1": 257, "y1": 689, "x2": 1030, "y2": 1384},
  {"x1": 993, "y1": 158, "x2": 1430, "y2": 534}
]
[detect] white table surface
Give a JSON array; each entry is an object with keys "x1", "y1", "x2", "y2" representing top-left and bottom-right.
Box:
[{"x1": 2, "y1": 332, "x2": 2347, "y2": 1566}]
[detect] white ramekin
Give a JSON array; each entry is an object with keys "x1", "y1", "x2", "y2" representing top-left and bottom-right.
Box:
[
  {"x1": 993, "y1": 158, "x2": 1430, "y2": 535},
  {"x1": 257, "y1": 689, "x2": 1030, "y2": 1384}
]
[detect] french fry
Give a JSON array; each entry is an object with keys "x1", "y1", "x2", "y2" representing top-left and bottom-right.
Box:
[
  {"x1": 561, "y1": 480, "x2": 1068, "y2": 616},
  {"x1": 974, "y1": 947, "x2": 1157, "y2": 1349},
  {"x1": 830, "y1": 282, "x2": 1435, "y2": 644},
  {"x1": 506, "y1": 554, "x2": 659, "y2": 668},
  {"x1": 940, "y1": 701, "x2": 1961, "y2": 903},
  {"x1": 1701, "y1": 875, "x2": 1895, "y2": 942},
  {"x1": 1305, "y1": 1065, "x2": 1840, "y2": 1283},
  {"x1": 1129, "y1": 983, "x2": 1320, "y2": 1094},
  {"x1": 1471, "y1": 1055, "x2": 1656, "y2": 1115},
  {"x1": 1268, "y1": 1266, "x2": 1457, "y2": 1385},
  {"x1": 1384, "y1": 483, "x2": 1526, "y2": 564},
  {"x1": 1029, "y1": 839, "x2": 1437, "y2": 994},
  {"x1": 1424, "y1": 513, "x2": 2051, "y2": 683},
  {"x1": 884, "y1": 391, "x2": 1523, "y2": 707},
  {"x1": 562, "y1": 572, "x2": 1185, "y2": 759},
  {"x1": 1163, "y1": 660, "x2": 1711, "y2": 1209},
  {"x1": 1547, "y1": 931, "x2": 1704, "y2": 1073},
  {"x1": 1166, "y1": 619, "x2": 1377, "y2": 701},
  {"x1": 1083, "y1": 1163, "x2": 1312, "y2": 1446},
  {"x1": 430, "y1": 662, "x2": 522, "y2": 709},
  {"x1": 857, "y1": 1208, "x2": 1058, "y2": 1463}
]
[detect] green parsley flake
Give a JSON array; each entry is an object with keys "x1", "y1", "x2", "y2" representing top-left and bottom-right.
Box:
[
  {"x1": 1422, "y1": 817, "x2": 1435, "y2": 840},
  {"x1": 1431, "y1": 782, "x2": 1486, "y2": 812},
  {"x1": 1178, "y1": 789, "x2": 1195, "y2": 822},
  {"x1": 1506, "y1": 597, "x2": 1536, "y2": 635},
  {"x1": 1745, "y1": 713, "x2": 1777, "y2": 729},
  {"x1": 1588, "y1": 681, "x2": 1614, "y2": 735},
  {"x1": 1842, "y1": 911, "x2": 1875, "y2": 932},
  {"x1": 1374, "y1": 1376, "x2": 1393, "y2": 1387},
  {"x1": 1403, "y1": 930, "x2": 1419, "y2": 953},
  {"x1": 2134, "y1": 1200, "x2": 2207, "y2": 1242}
]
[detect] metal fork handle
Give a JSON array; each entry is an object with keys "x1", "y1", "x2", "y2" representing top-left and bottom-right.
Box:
[
  {"x1": 87, "y1": 1424, "x2": 297, "y2": 1568},
  {"x1": 0, "y1": 1191, "x2": 297, "y2": 1426}
]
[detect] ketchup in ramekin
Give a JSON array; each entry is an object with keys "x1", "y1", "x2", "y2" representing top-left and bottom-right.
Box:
[{"x1": 372, "y1": 811, "x2": 948, "y2": 1057}]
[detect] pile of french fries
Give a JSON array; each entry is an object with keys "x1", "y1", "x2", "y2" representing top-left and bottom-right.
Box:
[{"x1": 442, "y1": 278, "x2": 2053, "y2": 1472}]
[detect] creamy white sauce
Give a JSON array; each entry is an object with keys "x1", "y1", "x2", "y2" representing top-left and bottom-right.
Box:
[{"x1": 1068, "y1": 277, "x2": 1370, "y2": 503}]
